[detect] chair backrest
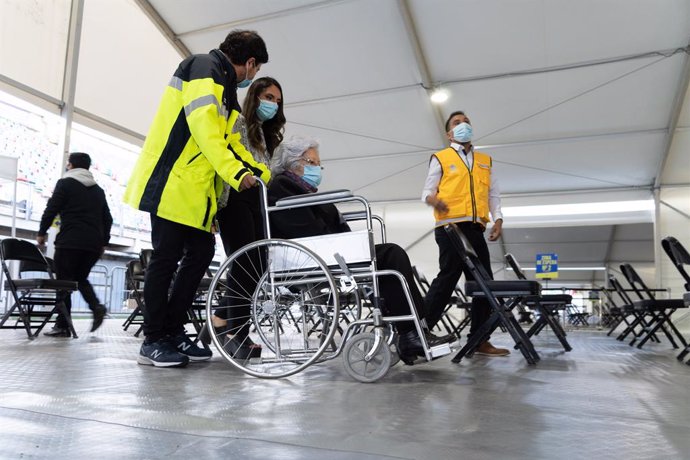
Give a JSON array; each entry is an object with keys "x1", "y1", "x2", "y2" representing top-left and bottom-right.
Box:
[
  {"x1": 662, "y1": 236, "x2": 690, "y2": 290},
  {"x1": 126, "y1": 259, "x2": 145, "y2": 279},
  {"x1": 1, "y1": 239, "x2": 54, "y2": 278},
  {"x1": 443, "y1": 223, "x2": 492, "y2": 281},
  {"x1": 609, "y1": 275, "x2": 633, "y2": 306},
  {"x1": 505, "y1": 253, "x2": 527, "y2": 280},
  {"x1": 140, "y1": 249, "x2": 153, "y2": 269},
  {"x1": 19, "y1": 257, "x2": 55, "y2": 279},
  {"x1": 620, "y1": 263, "x2": 655, "y2": 300},
  {"x1": 411, "y1": 266, "x2": 429, "y2": 288},
  {"x1": 600, "y1": 283, "x2": 619, "y2": 308}
]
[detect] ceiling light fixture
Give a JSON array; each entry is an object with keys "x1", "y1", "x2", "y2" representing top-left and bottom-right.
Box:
[
  {"x1": 502, "y1": 200, "x2": 654, "y2": 218},
  {"x1": 429, "y1": 87, "x2": 449, "y2": 104}
]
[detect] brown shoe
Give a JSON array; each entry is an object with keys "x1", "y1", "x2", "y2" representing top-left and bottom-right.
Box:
[{"x1": 475, "y1": 341, "x2": 510, "y2": 357}]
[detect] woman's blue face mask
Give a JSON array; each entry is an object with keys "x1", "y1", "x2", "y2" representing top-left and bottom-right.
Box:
[
  {"x1": 256, "y1": 99, "x2": 279, "y2": 121},
  {"x1": 302, "y1": 165, "x2": 322, "y2": 188}
]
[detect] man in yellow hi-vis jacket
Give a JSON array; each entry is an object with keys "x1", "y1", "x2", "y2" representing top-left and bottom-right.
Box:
[
  {"x1": 422, "y1": 110, "x2": 510, "y2": 357},
  {"x1": 124, "y1": 30, "x2": 270, "y2": 368}
]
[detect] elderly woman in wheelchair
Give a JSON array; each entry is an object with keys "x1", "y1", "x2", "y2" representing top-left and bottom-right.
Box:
[
  {"x1": 268, "y1": 137, "x2": 455, "y2": 354},
  {"x1": 204, "y1": 136, "x2": 454, "y2": 381}
]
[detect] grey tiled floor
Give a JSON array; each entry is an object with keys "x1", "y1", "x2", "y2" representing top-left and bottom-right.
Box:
[{"x1": 0, "y1": 319, "x2": 689, "y2": 459}]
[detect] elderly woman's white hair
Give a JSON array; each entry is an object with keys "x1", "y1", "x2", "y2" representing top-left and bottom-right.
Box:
[{"x1": 271, "y1": 135, "x2": 320, "y2": 175}]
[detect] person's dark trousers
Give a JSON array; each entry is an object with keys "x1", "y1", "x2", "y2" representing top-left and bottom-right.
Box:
[
  {"x1": 216, "y1": 187, "x2": 265, "y2": 336},
  {"x1": 375, "y1": 243, "x2": 428, "y2": 334},
  {"x1": 424, "y1": 222, "x2": 492, "y2": 338},
  {"x1": 144, "y1": 215, "x2": 215, "y2": 343},
  {"x1": 53, "y1": 248, "x2": 102, "y2": 329}
]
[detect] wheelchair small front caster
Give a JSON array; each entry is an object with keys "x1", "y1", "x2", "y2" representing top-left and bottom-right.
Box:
[{"x1": 342, "y1": 332, "x2": 391, "y2": 382}]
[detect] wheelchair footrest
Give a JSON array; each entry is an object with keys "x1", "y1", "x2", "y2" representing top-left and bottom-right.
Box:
[{"x1": 429, "y1": 343, "x2": 452, "y2": 359}]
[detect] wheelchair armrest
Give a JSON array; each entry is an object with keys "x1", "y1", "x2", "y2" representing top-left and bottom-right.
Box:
[
  {"x1": 274, "y1": 189, "x2": 353, "y2": 208},
  {"x1": 341, "y1": 211, "x2": 367, "y2": 221}
]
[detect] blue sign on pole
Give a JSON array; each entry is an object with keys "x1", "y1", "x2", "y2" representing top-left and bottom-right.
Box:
[{"x1": 536, "y1": 253, "x2": 559, "y2": 279}]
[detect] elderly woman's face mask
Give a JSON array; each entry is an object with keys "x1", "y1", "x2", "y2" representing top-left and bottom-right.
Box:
[{"x1": 302, "y1": 165, "x2": 322, "y2": 188}]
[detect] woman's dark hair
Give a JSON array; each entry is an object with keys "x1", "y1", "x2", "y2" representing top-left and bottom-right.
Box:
[
  {"x1": 242, "y1": 77, "x2": 286, "y2": 157},
  {"x1": 219, "y1": 30, "x2": 268, "y2": 65},
  {"x1": 444, "y1": 110, "x2": 466, "y2": 132},
  {"x1": 68, "y1": 152, "x2": 91, "y2": 170}
]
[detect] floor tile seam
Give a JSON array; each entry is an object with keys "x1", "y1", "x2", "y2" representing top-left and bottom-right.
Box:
[{"x1": 0, "y1": 405, "x2": 412, "y2": 460}]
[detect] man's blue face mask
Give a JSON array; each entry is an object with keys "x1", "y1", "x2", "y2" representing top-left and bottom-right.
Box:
[
  {"x1": 256, "y1": 99, "x2": 278, "y2": 121},
  {"x1": 237, "y1": 61, "x2": 254, "y2": 88},
  {"x1": 452, "y1": 122, "x2": 473, "y2": 143},
  {"x1": 302, "y1": 165, "x2": 322, "y2": 188}
]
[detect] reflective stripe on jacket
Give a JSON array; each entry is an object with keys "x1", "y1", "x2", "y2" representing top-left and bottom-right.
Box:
[
  {"x1": 432, "y1": 147, "x2": 492, "y2": 226},
  {"x1": 123, "y1": 49, "x2": 271, "y2": 231}
]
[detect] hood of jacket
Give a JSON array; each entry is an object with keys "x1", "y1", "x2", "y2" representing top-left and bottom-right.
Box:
[{"x1": 63, "y1": 168, "x2": 97, "y2": 187}]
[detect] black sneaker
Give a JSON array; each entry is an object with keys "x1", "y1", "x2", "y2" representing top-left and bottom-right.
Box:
[
  {"x1": 138, "y1": 339, "x2": 190, "y2": 368},
  {"x1": 44, "y1": 327, "x2": 71, "y2": 337},
  {"x1": 91, "y1": 304, "x2": 107, "y2": 332},
  {"x1": 170, "y1": 333, "x2": 212, "y2": 362}
]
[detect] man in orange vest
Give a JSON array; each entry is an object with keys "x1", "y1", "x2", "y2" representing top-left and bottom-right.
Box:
[{"x1": 422, "y1": 110, "x2": 509, "y2": 356}]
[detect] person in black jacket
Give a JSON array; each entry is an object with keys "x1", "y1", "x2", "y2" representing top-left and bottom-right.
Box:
[
  {"x1": 37, "y1": 152, "x2": 112, "y2": 337},
  {"x1": 267, "y1": 136, "x2": 455, "y2": 365}
]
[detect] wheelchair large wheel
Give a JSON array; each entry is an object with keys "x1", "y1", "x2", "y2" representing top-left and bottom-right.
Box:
[
  {"x1": 207, "y1": 238, "x2": 340, "y2": 378},
  {"x1": 342, "y1": 332, "x2": 392, "y2": 382}
]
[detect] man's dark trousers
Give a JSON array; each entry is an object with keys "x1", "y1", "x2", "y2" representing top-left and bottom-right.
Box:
[
  {"x1": 424, "y1": 222, "x2": 492, "y2": 337},
  {"x1": 143, "y1": 215, "x2": 215, "y2": 343}
]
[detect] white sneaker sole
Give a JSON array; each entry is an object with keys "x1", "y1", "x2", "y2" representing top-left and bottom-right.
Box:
[
  {"x1": 183, "y1": 354, "x2": 212, "y2": 362},
  {"x1": 137, "y1": 355, "x2": 189, "y2": 367}
]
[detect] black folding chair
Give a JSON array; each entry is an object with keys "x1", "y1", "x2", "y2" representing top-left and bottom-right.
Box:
[
  {"x1": 601, "y1": 280, "x2": 633, "y2": 336},
  {"x1": 620, "y1": 263, "x2": 687, "y2": 350},
  {"x1": 609, "y1": 274, "x2": 660, "y2": 343},
  {"x1": 187, "y1": 268, "x2": 214, "y2": 343},
  {"x1": 0, "y1": 239, "x2": 78, "y2": 339},
  {"x1": 505, "y1": 253, "x2": 572, "y2": 352},
  {"x1": 412, "y1": 266, "x2": 467, "y2": 339},
  {"x1": 122, "y1": 249, "x2": 152, "y2": 336},
  {"x1": 566, "y1": 304, "x2": 590, "y2": 327},
  {"x1": 444, "y1": 224, "x2": 541, "y2": 365},
  {"x1": 661, "y1": 236, "x2": 690, "y2": 363},
  {"x1": 122, "y1": 258, "x2": 146, "y2": 336}
]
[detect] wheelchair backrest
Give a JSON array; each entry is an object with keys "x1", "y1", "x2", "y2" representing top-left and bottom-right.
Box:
[{"x1": 270, "y1": 230, "x2": 373, "y2": 271}]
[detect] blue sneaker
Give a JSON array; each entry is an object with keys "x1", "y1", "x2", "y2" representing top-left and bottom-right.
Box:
[
  {"x1": 138, "y1": 339, "x2": 190, "y2": 368},
  {"x1": 170, "y1": 333, "x2": 212, "y2": 362}
]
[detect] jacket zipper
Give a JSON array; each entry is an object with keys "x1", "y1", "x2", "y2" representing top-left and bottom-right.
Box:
[{"x1": 461, "y1": 154, "x2": 478, "y2": 222}]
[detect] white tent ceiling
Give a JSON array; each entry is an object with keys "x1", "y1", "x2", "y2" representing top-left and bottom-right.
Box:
[{"x1": 1, "y1": 0, "x2": 689, "y2": 288}]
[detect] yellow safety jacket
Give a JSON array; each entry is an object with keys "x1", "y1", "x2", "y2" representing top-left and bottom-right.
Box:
[
  {"x1": 123, "y1": 49, "x2": 271, "y2": 232},
  {"x1": 432, "y1": 147, "x2": 492, "y2": 226}
]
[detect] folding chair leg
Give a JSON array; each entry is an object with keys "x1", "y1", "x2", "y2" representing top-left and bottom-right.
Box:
[
  {"x1": 451, "y1": 313, "x2": 498, "y2": 363},
  {"x1": 1, "y1": 301, "x2": 35, "y2": 339},
  {"x1": 56, "y1": 296, "x2": 78, "y2": 339},
  {"x1": 539, "y1": 305, "x2": 572, "y2": 352},
  {"x1": 677, "y1": 344, "x2": 690, "y2": 362},
  {"x1": 502, "y1": 311, "x2": 540, "y2": 364}
]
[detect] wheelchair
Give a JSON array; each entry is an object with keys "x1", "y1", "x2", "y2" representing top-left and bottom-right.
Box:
[{"x1": 205, "y1": 180, "x2": 452, "y2": 382}]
